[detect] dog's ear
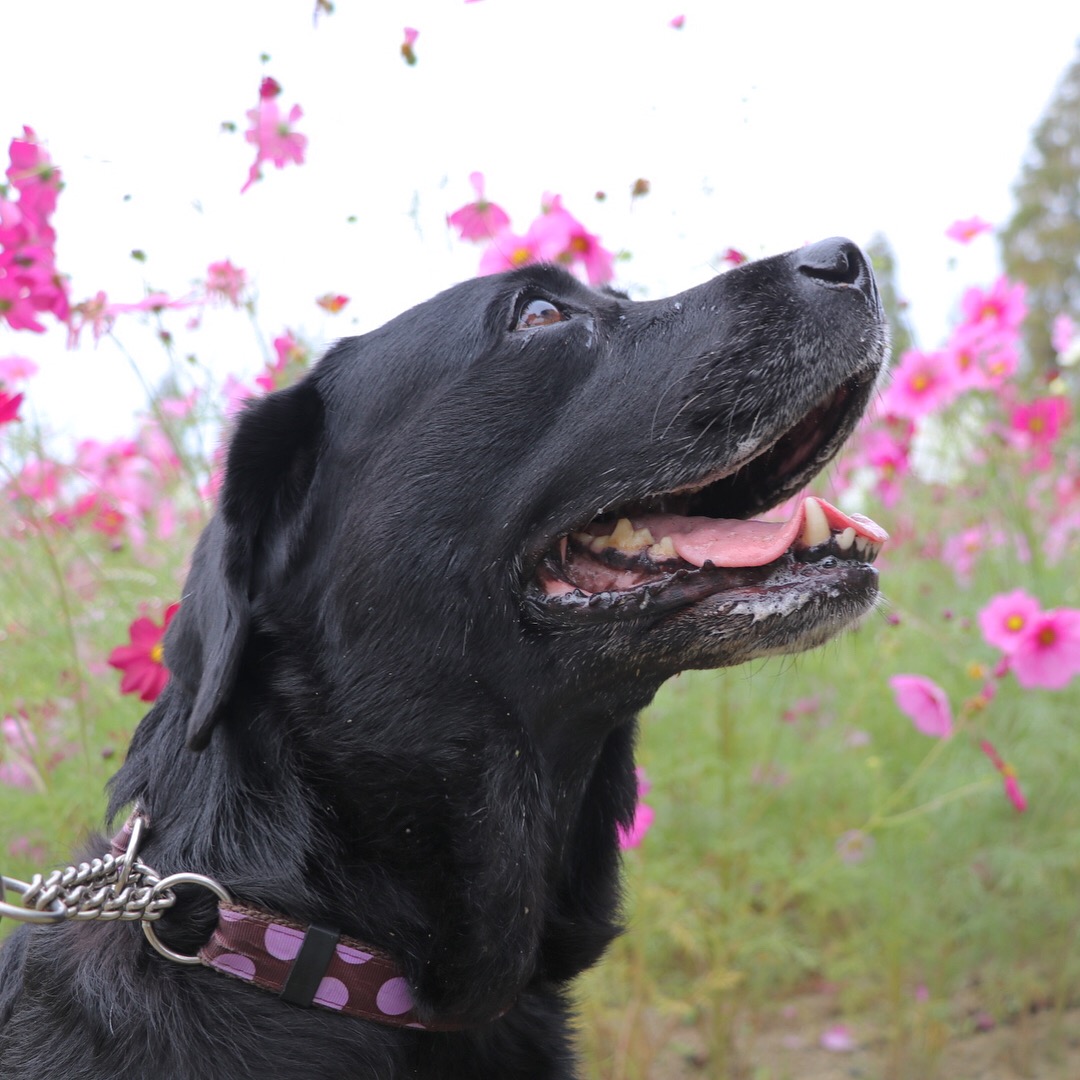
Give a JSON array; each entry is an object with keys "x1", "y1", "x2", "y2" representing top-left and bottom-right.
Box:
[{"x1": 166, "y1": 379, "x2": 325, "y2": 752}]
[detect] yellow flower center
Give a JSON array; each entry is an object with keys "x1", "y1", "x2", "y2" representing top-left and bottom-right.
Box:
[
  {"x1": 1037, "y1": 626, "x2": 1057, "y2": 647},
  {"x1": 911, "y1": 373, "x2": 930, "y2": 392},
  {"x1": 1005, "y1": 614, "x2": 1025, "y2": 632},
  {"x1": 150, "y1": 641, "x2": 165, "y2": 664}
]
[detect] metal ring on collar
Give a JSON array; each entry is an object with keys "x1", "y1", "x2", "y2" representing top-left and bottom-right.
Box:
[
  {"x1": 113, "y1": 812, "x2": 145, "y2": 892},
  {"x1": 141, "y1": 872, "x2": 233, "y2": 965},
  {"x1": 1, "y1": 874, "x2": 67, "y2": 924}
]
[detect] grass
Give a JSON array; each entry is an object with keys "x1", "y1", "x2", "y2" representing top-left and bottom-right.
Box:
[{"x1": 2, "y1": 462, "x2": 1079, "y2": 1079}]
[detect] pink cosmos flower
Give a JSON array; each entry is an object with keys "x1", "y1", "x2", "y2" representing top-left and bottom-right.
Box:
[
  {"x1": 222, "y1": 374, "x2": 260, "y2": 417},
  {"x1": 943, "y1": 324, "x2": 991, "y2": 392},
  {"x1": 1052, "y1": 314, "x2": 1075, "y2": 358},
  {"x1": 473, "y1": 193, "x2": 615, "y2": 284},
  {"x1": 478, "y1": 229, "x2": 541, "y2": 275},
  {"x1": 820, "y1": 1025, "x2": 856, "y2": 1052},
  {"x1": 206, "y1": 260, "x2": 247, "y2": 307},
  {"x1": 888, "y1": 674, "x2": 953, "y2": 738},
  {"x1": 978, "y1": 590, "x2": 1042, "y2": 654},
  {"x1": 721, "y1": 247, "x2": 748, "y2": 266},
  {"x1": 255, "y1": 331, "x2": 310, "y2": 392},
  {"x1": 1008, "y1": 397, "x2": 1070, "y2": 467},
  {"x1": 835, "y1": 829, "x2": 874, "y2": 864},
  {"x1": 945, "y1": 216, "x2": 992, "y2": 244},
  {"x1": 1009, "y1": 608, "x2": 1080, "y2": 690},
  {"x1": 880, "y1": 349, "x2": 960, "y2": 420},
  {"x1": 67, "y1": 290, "x2": 113, "y2": 347},
  {"x1": 316, "y1": 293, "x2": 349, "y2": 313},
  {"x1": 107, "y1": 602, "x2": 180, "y2": 702},
  {"x1": 9, "y1": 458, "x2": 64, "y2": 509},
  {"x1": 528, "y1": 195, "x2": 615, "y2": 284},
  {"x1": 941, "y1": 525, "x2": 1003, "y2": 587},
  {"x1": 0, "y1": 128, "x2": 70, "y2": 332},
  {"x1": 448, "y1": 172, "x2": 511, "y2": 243},
  {"x1": 401, "y1": 27, "x2": 419, "y2": 65},
  {"x1": 979, "y1": 740, "x2": 1027, "y2": 812},
  {"x1": 0, "y1": 714, "x2": 42, "y2": 791},
  {"x1": 159, "y1": 388, "x2": 200, "y2": 420},
  {"x1": 859, "y1": 426, "x2": 910, "y2": 508},
  {"x1": 958, "y1": 277, "x2": 1027, "y2": 345},
  {"x1": 670, "y1": 15, "x2": 686, "y2": 28},
  {"x1": 7, "y1": 835, "x2": 48, "y2": 863},
  {"x1": 0, "y1": 355, "x2": 37, "y2": 384},
  {"x1": 617, "y1": 768, "x2": 655, "y2": 849},
  {"x1": 106, "y1": 292, "x2": 198, "y2": 315},
  {"x1": 0, "y1": 389, "x2": 24, "y2": 425},
  {"x1": 241, "y1": 79, "x2": 308, "y2": 194}
]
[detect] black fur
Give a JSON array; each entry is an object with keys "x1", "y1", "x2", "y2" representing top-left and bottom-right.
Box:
[{"x1": 0, "y1": 240, "x2": 887, "y2": 1078}]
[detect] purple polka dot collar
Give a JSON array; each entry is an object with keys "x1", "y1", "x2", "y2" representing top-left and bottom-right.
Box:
[
  {"x1": 111, "y1": 811, "x2": 489, "y2": 1031},
  {"x1": 199, "y1": 902, "x2": 460, "y2": 1030}
]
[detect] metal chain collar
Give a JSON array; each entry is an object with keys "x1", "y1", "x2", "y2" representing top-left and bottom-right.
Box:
[{"x1": 0, "y1": 813, "x2": 176, "y2": 927}]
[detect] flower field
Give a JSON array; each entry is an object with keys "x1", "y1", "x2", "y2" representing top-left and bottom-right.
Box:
[{"x1": 3, "y1": 82, "x2": 1080, "y2": 1080}]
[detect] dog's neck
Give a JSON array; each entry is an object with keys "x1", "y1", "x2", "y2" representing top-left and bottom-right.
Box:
[{"x1": 108, "y1": 681, "x2": 639, "y2": 1025}]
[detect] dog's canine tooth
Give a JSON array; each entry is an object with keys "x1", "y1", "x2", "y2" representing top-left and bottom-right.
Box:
[
  {"x1": 836, "y1": 527, "x2": 856, "y2": 552},
  {"x1": 610, "y1": 518, "x2": 637, "y2": 548},
  {"x1": 800, "y1": 497, "x2": 831, "y2": 548}
]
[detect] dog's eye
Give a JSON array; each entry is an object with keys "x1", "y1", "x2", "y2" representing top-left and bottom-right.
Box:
[{"x1": 514, "y1": 298, "x2": 567, "y2": 330}]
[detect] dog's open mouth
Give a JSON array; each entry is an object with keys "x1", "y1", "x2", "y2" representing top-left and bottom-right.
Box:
[{"x1": 527, "y1": 378, "x2": 888, "y2": 626}]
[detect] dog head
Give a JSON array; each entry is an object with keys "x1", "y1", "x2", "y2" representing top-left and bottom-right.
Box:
[{"x1": 167, "y1": 238, "x2": 888, "y2": 752}]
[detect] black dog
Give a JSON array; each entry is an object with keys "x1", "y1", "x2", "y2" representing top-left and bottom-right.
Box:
[{"x1": 0, "y1": 239, "x2": 887, "y2": 1078}]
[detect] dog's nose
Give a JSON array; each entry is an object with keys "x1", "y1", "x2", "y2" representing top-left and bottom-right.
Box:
[{"x1": 794, "y1": 238, "x2": 876, "y2": 301}]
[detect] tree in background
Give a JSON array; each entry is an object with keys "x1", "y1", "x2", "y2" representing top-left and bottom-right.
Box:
[
  {"x1": 1000, "y1": 40, "x2": 1080, "y2": 377},
  {"x1": 866, "y1": 232, "x2": 913, "y2": 367}
]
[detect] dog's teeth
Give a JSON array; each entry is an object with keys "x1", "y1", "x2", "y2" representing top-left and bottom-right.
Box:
[
  {"x1": 647, "y1": 535, "x2": 677, "y2": 560},
  {"x1": 800, "y1": 497, "x2": 831, "y2": 548},
  {"x1": 592, "y1": 518, "x2": 656, "y2": 554},
  {"x1": 558, "y1": 536, "x2": 569, "y2": 563},
  {"x1": 836, "y1": 527, "x2": 856, "y2": 552},
  {"x1": 611, "y1": 518, "x2": 636, "y2": 547}
]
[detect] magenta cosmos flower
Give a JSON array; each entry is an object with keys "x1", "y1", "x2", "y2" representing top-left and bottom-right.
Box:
[
  {"x1": 448, "y1": 172, "x2": 511, "y2": 243},
  {"x1": 1009, "y1": 608, "x2": 1080, "y2": 690},
  {"x1": 206, "y1": 260, "x2": 248, "y2": 307},
  {"x1": 0, "y1": 389, "x2": 24, "y2": 426},
  {"x1": 617, "y1": 768, "x2": 655, "y2": 849},
  {"x1": 108, "y1": 602, "x2": 180, "y2": 702},
  {"x1": 979, "y1": 739, "x2": 1027, "y2": 812},
  {"x1": 241, "y1": 79, "x2": 307, "y2": 194},
  {"x1": 959, "y1": 277, "x2": 1027, "y2": 343},
  {"x1": 978, "y1": 590, "x2": 1042, "y2": 654},
  {"x1": 888, "y1": 674, "x2": 953, "y2": 738},
  {"x1": 945, "y1": 216, "x2": 993, "y2": 244},
  {"x1": 880, "y1": 348, "x2": 960, "y2": 420}
]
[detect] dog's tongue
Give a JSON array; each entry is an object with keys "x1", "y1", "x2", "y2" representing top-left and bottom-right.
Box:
[{"x1": 631, "y1": 496, "x2": 888, "y2": 568}]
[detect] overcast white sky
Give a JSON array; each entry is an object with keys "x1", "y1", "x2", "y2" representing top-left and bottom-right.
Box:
[{"x1": 2, "y1": 1, "x2": 1078, "y2": 440}]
